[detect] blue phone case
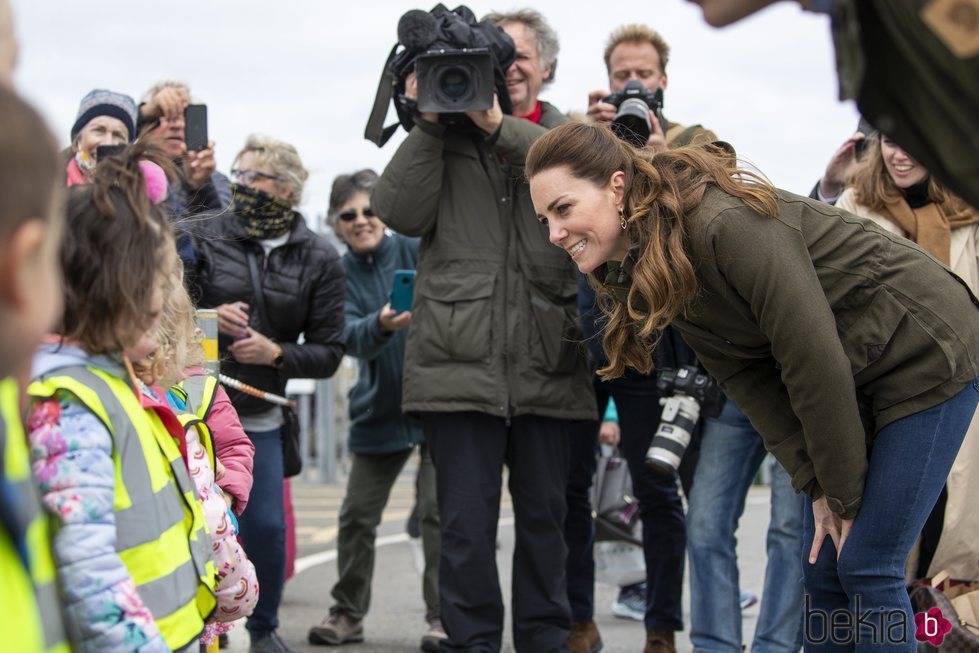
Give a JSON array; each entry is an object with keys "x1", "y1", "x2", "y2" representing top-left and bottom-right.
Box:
[{"x1": 390, "y1": 270, "x2": 416, "y2": 314}]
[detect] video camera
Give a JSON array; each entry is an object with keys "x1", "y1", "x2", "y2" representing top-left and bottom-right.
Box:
[
  {"x1": 365, "y1": 4, "x2": 515, "y2": 147},
  {"x1": 603, "y1": 80, "x2": 668, "y2": 149},
  {"x1": 645, "y1": 365, "x2": 725, "y2": 474}
]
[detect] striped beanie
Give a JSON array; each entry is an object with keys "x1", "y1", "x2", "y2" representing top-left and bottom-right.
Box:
[{"x1": 70, "y1": 89, "x2": 138, "y2": 142}]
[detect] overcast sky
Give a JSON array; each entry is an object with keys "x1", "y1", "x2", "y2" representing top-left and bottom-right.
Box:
[{"x1": 11, "y1": 0, "x2": 858, "y2": 225}]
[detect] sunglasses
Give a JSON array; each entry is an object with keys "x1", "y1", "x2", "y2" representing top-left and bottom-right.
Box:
[{"x1": 338, "y1": 207, "x2": 376, "y2": 222}]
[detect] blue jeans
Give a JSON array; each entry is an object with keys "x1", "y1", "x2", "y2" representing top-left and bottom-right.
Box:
[
  {"x1": 688, "y1": 400, "x2": 805, "y2": 653},
  {"x1": 803, "y1": 378, "x2": 979, "y2": 652},
  {"x1": 238, "y1": 428, "x2": 286, "y2": 638}
]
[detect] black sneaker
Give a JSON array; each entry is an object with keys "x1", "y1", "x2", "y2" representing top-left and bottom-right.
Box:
[{"x1": 249, "y1": 631, "x2": 295, "y2": 653}]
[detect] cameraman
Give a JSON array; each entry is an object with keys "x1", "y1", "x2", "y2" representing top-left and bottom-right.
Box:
[
  {"x1": 586, "y1": 24, "x2": 716, "y2": 153},
  {"x1": 371, "y1": 8, "x2": 595, "y2": 652}
]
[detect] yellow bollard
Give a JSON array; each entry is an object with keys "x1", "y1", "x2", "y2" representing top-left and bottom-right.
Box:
[{"x1": 195, "y1": 309, "x2": 219, "y2": 375}]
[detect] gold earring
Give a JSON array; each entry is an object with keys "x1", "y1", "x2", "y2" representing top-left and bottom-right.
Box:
[{"x1": 619, "y1": 207, "x2": 627, "y2": 230}]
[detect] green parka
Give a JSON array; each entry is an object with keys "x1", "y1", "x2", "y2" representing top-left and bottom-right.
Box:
[
  {"x1": 662, "y1": 187, "x2": 979, "y2": 520},
  {"x1": 372, "y1": 104, "x2": 596, "y2": 420}
]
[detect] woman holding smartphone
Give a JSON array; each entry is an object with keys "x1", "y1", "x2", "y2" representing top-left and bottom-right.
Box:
[
  {"x1": 307, "y1": 169, "x2": 444, "y2": 651},
  {"x1": 525, "y1": 122, "x2": 979, "y2": 651}
]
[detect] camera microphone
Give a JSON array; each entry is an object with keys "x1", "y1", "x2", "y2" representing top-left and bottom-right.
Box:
[{"x1": 397, "y1": 9, "x2": 439, "y2": 50}]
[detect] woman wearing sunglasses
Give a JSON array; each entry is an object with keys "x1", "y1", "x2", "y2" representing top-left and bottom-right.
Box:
[
  {"x1": 190, "y1": 134, "x2": 347, "y2": 653},
  {"x1": 306, "y1": 169, "x2": 445, "y2": 650}
]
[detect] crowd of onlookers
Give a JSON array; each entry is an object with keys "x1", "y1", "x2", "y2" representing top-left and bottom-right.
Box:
[{"x1": 2, "y1": 1, "x2": 978, "y2": 653}]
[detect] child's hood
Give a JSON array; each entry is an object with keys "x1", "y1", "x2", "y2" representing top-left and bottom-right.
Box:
[{"x1": 31, "y1": 340, "x2": 125, "y2": 381}]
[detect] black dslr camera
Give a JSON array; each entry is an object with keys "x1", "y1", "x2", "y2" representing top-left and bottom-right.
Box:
[
  {"x1": 365, "y1": 4, "x2": 516, "y2": 147},
  {"x1": 603, "y1": 80, "x2": 668, "y2": 148},
  {"x1": 645, "y1": 365, "x2": 725, "y2": 474}
]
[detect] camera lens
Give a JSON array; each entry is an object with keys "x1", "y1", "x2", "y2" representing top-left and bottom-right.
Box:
[{"x1": 437, "y1": 67, "x2": 471, "y2": 100}]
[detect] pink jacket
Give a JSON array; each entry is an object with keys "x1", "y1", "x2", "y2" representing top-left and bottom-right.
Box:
[{"x1": 183, "y1": 368, "x2": 254, "y2": 514}]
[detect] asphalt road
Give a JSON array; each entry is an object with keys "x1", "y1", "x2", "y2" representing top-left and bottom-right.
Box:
[{"x1": 223, "y1": 464, "x2": 777, "y2": 653}]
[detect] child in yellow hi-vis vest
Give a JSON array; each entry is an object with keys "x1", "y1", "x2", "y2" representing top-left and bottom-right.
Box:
[
  {"x1": 135, "y1": 267, "x2": 259, "y2": 648},
  {"x1": 0, "y1": 83, "x2": 71, "y2": 653},
  {"x1": 27, "y1": 143, "x2": 217, "y2": 653}
]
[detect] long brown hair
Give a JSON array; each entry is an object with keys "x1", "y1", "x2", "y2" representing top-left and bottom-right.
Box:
[
  {"x1": 848, "y1": 132, "x2": 967, "y2": 215},
  {"x1": 526, "y1": 122, "x2": 778, "y2": 379},
  {"x1": 60, "y1": 140, "x2": 176, "y2": 354}
]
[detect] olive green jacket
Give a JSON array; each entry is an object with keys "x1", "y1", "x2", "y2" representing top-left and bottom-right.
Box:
[
  {"x1": 669, "y1": 187, "x2": 979, "y2": 519},
  {"x1": 371, "y1": 103, "x2": 596, "y2": 420}
]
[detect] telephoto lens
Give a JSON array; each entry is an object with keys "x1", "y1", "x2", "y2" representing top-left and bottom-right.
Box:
[{"x1": 645, "y1": 393, "x2": 701, "y2": 474}]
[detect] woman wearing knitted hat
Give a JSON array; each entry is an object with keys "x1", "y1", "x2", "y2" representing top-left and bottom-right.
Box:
[{"x1": 66, "y1": 88, "x2": 138, "y2": 186}]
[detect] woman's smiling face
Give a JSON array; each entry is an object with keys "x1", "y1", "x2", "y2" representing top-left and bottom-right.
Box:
[
  {"x1": 880, "y1": 136, "x2": 929, "y2": 189},
  {"x1": 530, "y1": 165, "x2": 632, "y2": 274},
  {"x1": 337, "y1": 191, "x2": 384, "y2": 254}
]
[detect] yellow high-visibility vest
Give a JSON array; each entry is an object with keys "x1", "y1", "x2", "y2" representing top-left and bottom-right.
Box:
[
  {"x1": 29, "y1": 367, "x2": 216, "y2": 651},
  {"x1": 0, "y1": 377, "x2": 70, "y2": 653},
  {"x1": 173, "y1": 374, "x2": 220, "y2": 468}
]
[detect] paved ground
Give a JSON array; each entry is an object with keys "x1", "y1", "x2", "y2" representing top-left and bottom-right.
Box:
[{"x1": 224, "y1": 459, "x2": 776, "y2": 653}]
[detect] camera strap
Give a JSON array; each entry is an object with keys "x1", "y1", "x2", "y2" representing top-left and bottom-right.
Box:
[{"x1": 365, "y1": 44, "x2": 402, "y2": 148}]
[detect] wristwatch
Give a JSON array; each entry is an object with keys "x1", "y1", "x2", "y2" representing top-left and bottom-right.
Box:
[{"x1": 272, "y1": 343, "x2": 284, "y2": 369}]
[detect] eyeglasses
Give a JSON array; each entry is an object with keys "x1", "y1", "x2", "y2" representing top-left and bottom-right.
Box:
[
  {"x1": 231, "y1": 168, "x2": 281, "y2": 184},
  {"x1": 338, "y1": 207, "x2": 376, "y2": 222}
]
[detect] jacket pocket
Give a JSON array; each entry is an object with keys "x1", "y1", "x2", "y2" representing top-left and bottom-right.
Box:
[
  {"x1": 527, "y1": 277, "x2": 581, "y2": 374},
  {"x1": 840, "y1": 288, "x2": 908, "y2": 377},
  {"x1": 416, "y1": 273, "x2": 495, "y2": 363}
]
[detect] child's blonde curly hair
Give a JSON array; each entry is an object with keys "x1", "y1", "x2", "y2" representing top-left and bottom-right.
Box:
[{"x1": 135, "y1": 266, "x2": 205, "y2": 388}]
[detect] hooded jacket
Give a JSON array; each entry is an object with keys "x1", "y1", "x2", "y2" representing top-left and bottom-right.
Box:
[{"x1": 372, "y1": 104, "x2": 595, "y2": 420}]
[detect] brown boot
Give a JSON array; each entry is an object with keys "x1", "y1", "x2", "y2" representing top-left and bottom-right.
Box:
[
  {"x1": 644, "y1": 629, "x2": 676, "y2": 653},
  {"x1": 567, "y1": 620, "x2": 603, "y2": 653}
]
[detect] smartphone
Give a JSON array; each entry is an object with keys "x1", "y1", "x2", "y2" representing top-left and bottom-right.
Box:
[
  {"x1": 184, "y1": 104, "x2": 208, "y2": 152},
  {"x1": 95, "y1": 144, "x2": 126, "y2": 162},
  {"x1": 390, "y1": 270, "x2": 416, "y2": 314}
]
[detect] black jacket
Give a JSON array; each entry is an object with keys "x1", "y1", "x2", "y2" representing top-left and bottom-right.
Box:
[{"x1": 190, "y1": 213, "x2": 346, "y2": 415}]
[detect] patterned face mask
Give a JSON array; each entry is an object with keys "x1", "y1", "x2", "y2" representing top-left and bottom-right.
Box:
[
  {"x1": 74, "y1": 148, "x2": 96, "y2": 174},
  {"x1": 230, "y1": 182, "x2": 297, "y2": 240}
]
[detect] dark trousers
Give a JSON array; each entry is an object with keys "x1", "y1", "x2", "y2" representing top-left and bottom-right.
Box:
[
  {"x1": 564, "y1": 380, "x2": 686, "y2": 631},
  {"x1": 423, "y1": 411, "x2": 572, "y2": 653},
  {"x1": 238, "y1": 428, "x2": 286, "y2": 638},
  {"x1": 565, "y1": 418, "x2": 599, "y2": 623},
  {"x1": 331, "y1": 447, "x2": 440, "y2": 620}
]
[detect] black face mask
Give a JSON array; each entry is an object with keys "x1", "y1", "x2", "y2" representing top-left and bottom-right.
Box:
[{"x1": 230, "y1": 183, "x2": 296, "y2": 240}]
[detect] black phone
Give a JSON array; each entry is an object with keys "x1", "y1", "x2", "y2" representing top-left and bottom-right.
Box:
[
  {"x1": 184, "y1": 104, "x2": 208, "y2": 151},
  {"x1": 95, "y1": 144, "x2": 126, "y2": 162}
]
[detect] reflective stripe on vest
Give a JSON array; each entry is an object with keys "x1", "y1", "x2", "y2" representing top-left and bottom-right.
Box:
[
  {"x1": 179, "y1": 374, "x2": 218, "y2": 421},
  {"x1": 28, "y1": 367, "x2": 216, "y2": 651},
  {"x1": 1, "y1": 377, "x2": 71, "y2": 653},
  {"x1": 177, "y1": 375, "x2": 219, "y2": 471}
]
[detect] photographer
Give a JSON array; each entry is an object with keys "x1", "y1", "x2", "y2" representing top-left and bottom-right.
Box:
[
  {"x1": 371, "y1": 7, "x2": 595, "y2": 652},
  {"x1": 586, "y1": 24, "x2": 716, "y2": 153}
]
